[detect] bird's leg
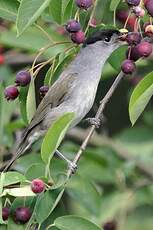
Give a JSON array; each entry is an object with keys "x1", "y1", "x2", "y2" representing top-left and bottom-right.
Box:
[{"x1": 55, "y1": 150, "x2": 77, "y2": 174}]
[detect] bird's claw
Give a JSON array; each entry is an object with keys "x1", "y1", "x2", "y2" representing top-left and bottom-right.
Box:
[
  {"x1": 68, "y1": 162, "x2": 78, "y2": 174},
  {"x1": 86, "y1": 117, "x2": 101, "y2": 128}
]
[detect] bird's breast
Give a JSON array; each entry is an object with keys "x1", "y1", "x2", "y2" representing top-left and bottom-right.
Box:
[{"x1": 68, "y1": 80, "x2": 98, "y2": 126}]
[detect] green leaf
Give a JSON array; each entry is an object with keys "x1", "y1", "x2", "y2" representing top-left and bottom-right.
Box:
[
  {"x1": 54, "y1": 216, "x2": 102, "y2": 230},
  {"x1": 2, "y1": 186, "x2": 36, "y2": 197},
  {"x1": 41, "y1": 112, "x2": 75, "y2": 164},
  {"x1": 49, "y1": 0, "x2": 62, "y2": 24},
  {"x1": 26, "y1": 77, "x2": 36, "y2": 123},
  {"x1": 108, "y1": 46, "x2": 127, "y2": 71},
  {"x1": 52, "y1": 52, "x2": 74, "y2": 82},
  {"x1": 25, "y1": 163, "x2": 46, "y2": 180},
  {"x1": 129, "y1": 71, "x2": 153, "y2": 125},
  {"x1": 0, "y1": 0, "x2": 19, "y2": 21},
  {"x1": 0, "y1": 225, "x2": 7, "y2": 230},
  {"x1": 67, "y1": 175, "x2": 101, "y2": 215},
  {"x1": 35, "y1": 189, "x2": 64, "y2": 224},
  {"x1": 19, "y1": 87, "x2": 29, "y2": 124},
  {"x1": 110, "y1": 0, "x2": 121, "y2": 11},
  {"x1": 62, "y1": 0, "x2": 74, "y2": 23},
  {"x1": 0, "y1": 28, "x2": 69, "y2": 56},
  {"x1": 44, "y1": 67, "x2": 53, "y2": 86},
  {"x1": 2, "y1": 172, "x2": 26, "y2": 187},
  {"x1": 16, "y1": 0, "x2": 51, "y2": 35},
  {"x1": 0, "y1": 197, "x2": 5, "y2": 224},
  {"x1": 8, "y1": 218, "x2": 26, "y2": 230},
  {"x1": 0, "y1": 173, "x2": 5, "y2": 195}
]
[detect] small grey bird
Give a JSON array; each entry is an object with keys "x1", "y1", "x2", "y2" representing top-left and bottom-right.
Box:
[{"x1": 3, "y1": 29, "x2": 125, "y2": 172}]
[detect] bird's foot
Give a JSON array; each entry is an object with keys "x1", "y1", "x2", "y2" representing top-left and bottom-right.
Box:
[
  {"x1": 55, "y1": 150, "x2": 77, "y2": 174},
  {"x1": 85, "y1": 117, "x2": 101, "y2": 128},
  {"x1": 68, "y1": 161, "x2": 78, "y2": 174}
]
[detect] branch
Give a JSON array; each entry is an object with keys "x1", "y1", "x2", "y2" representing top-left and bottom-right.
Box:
[
  {"x1": 4, "y1": 52, "x2": 45, "y2": 65},
  {"x1": 67, "y1": 127, "x2": 153, "y2": 182},
  {"x1": 67, "y1": 71, "x2": 125, "y2": 177}
]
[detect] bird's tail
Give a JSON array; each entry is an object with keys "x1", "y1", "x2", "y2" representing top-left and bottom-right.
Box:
[{"x1": 2, "y1": 141, "x2": 30, "y2": 172}]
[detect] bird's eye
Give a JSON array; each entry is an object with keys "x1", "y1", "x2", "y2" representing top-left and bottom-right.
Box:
[{"x1": 104, "y1": 36, "x2": 111, "y2": 43}]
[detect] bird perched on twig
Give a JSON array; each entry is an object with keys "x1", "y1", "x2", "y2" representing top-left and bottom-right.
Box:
[{"x1": 3, "y1": 28, "x2": 125, "y2": 172}]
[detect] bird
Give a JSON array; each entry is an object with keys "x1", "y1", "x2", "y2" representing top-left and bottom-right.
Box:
[{"x1": 3, "y1": 29, "x2": 125, "y2": 172}]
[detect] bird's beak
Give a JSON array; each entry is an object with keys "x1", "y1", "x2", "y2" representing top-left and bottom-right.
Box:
[{"x1": 116, "y1": 32, "x2": 128, "y2": 45}]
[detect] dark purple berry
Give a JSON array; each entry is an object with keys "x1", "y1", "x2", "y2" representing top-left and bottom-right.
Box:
[
  {"x1": 103, "y1": 221, "x2": 117, "y2": 230},
  {"x1": 133, "y1": 6, "x2": 145, "y2": 17},
  {"x1": 15, "y1": 71, "x2": 31, "y2": 87},
  {"x1": 71, "y1": 31, "x2": 85, "y2": 44},
  {"x1": 31, "y1": 179, "x2": 45, "y2": 194},
  {"x1": 4, "y1": 86, "x2": 19, "y2": 100},
  {"x1": 75, "y1": 0, "x2": 93, "y2": 10},
  {"x1": 126, "y1": 47, "x2": 140, "y2": 61},
  {"x1": 145, "y1": 0, "x2": 153, "y2": 17},
  {"x1": 2, "y1": 207, "x2": 10, "y2": 221},
  {"x1": 136, "y1": 41, "x2": 152, "y2": 57},
  {"x1": 14, "y1": 207, "x2": 31, "y2": 224},
  {"x1": 126, "y1": 32, "x2": 141, "y2": 45},
  {"x1": 39, "y1": 85, "x2": 49, "y2": 97},
  {"x1": 66, "y1": 20, "x2": 81, "y2": 33},
  {"x1": 126, "y1": 0, "x2": 140, "y2": 6},
  {"x1": 121, "y1": 59, "x2": 136, "y2": 74}
]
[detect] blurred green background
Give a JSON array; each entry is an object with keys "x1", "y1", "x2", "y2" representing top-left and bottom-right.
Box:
[{"x1": 1, "y1": 0, "x2": 153, "y2": 229}]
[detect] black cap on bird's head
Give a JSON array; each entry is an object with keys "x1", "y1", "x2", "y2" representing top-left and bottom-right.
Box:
[{"x1": 83, "y1": 25, "x2": 122, "y2": 47}]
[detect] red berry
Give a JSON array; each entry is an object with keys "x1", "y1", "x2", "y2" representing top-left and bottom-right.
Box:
[
  {"x1": 40, "y1": 85, "x2": 49, "y2": 97},
  {"x1": 0, "y1": 54, "x2": 5, "y2": 65},
  {"x1": 56, "y1": 26, "x2": 66, "y2": 35},
  {"x1": 2, "y1": 207, "x2": 10, "y2": 221},
  {"x1": 136, "y1": 41, "x2": 152, "y2": 57},
  {"x1": 14, "y1": 207, "x2": 31, "y2": 224},
  {"x1": 121, "y1": 59, "x2": 136, "y2": 74},
  {"x1": 31, "y1": 179, "x2": 45, "y2": 194},
  {"x1": 15, "y1": 71, "x2": 31, "y2": 87},
  {"x1": 75, "y1": 0, "x2": 93, "y2": 10},
  {"x1": 66, "y1": 20, "x2": 81, "y2": 33},
  {"x1": 4, "y1": 86, "x2": 19, "y2": 101},
  {"x1": 116, "y1": 10, "x2": 136, "y2": 30},
  {"x1": 89, "y1": 18, "x2": 97, "y2": 27},
  {"x1": 126, "y1": 0, "x2": 140, "y2": 6},
  {"x1": 145, "y1": 0, "x2": 153, "y2": 17},
  {"x1": 71, "y1": 31, "x2": 85, "y2": 44},
  {"x1": 126, "y1": 32, "x2": 141, "y2": 45}
]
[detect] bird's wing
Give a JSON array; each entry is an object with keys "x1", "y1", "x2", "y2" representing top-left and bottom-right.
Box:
[{"x1": 22, "y1": 73, "x2": 77, "y2": 140}]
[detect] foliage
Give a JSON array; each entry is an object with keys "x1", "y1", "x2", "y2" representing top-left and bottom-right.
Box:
[{"x1": 0, "y1": 0, "x2": 153, "y2": 229}]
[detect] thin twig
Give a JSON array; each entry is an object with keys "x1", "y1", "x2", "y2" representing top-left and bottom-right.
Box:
[
  {"x1": 67, "y1": 127, "x2": 153, "y2": 182},
  {"x1": 67, "y1": 71, "x2": 124, "y2": 177}
]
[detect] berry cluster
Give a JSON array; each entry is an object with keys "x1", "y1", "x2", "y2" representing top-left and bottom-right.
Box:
[
  {"x1": 2, "y1": 178, "x2": 45, "y2": 224},
  {"x1": 4, "y1": 70, "x2": 31, "y2": 101},
  {"x1": 65, "y1": 0, "x2": 93, "y2": 44},
  {"x1": 120, "y1": 0, "x2": 153, "y2": 74}
]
